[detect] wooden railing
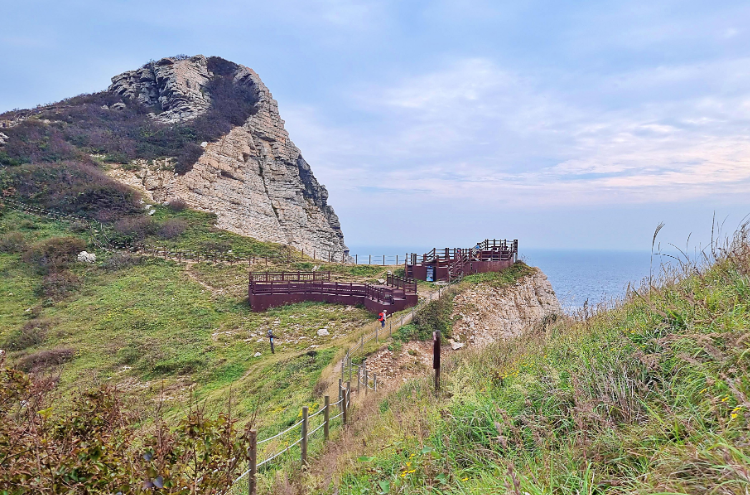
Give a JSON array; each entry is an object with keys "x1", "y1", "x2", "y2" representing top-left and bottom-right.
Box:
[
  {"x1": 386, "y1": 274, "x2": 417, "y2": 294},
  {"x1": 249, "y1": 271, "x2": 331, "y2": 283}
]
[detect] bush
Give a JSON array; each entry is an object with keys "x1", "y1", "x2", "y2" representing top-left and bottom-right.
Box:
[
  {"x1": 157, "y1": 219, "x2": 187, "y2": 239},
  {"x1": 16, "y1": 347, "x2": 74, "y2": 372},
  {"x1": 23, "y1": 236, "x2": 86, "y2": 271},
  {"x1": 167, "y1": 198, "x2": 187, "y2": 211},
  {"x1": 0, "y1": 162, "x2": 142, "y2": 220},
  {"x1": 0, "y1": 232, "x2": 26, "y2": 253},
  {"x1": 201, "y1": 240, "x2": 231, "y2": 253},
  {"x1": 1, "y1": 320, "x2": 49, "y2": 351},
  {"x1": 40, "y1": 270, "x2": 81, "y2": 300},
  {"x1": 113, "y1": 216, "x2": 156, "y2": 242}
]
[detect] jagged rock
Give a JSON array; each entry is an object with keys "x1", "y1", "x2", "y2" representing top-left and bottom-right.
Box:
[
  {"x1": 0, "y1": 132, "x2": 7, "y2": 147},
  {"x1": 109, "y1": 55, "x2": 212, "y2": 124},
  {"x1": 449, "y1": 340, "x2": 465, "y2": 350},
  {"x1": 77, "y1": 251, "x2": 96, "y2": 263},
  {"x1": 317, "y1": 328, "x2": 330, "y2": 336},
  {"x1": 110, "y1": 102, "x2": 126, "y2": 111},
  {"x1": 106, "y1": 55, "x2": 348, "y2": 259},
  {"x1": 254, "y1": 352, "x2": 262, "y2": 357}
]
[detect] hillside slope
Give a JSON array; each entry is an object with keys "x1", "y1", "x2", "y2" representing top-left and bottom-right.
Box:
[
  {"x1": 289, "y1": 237, "x2": 750, "y2": 494},
  {"x1": 0, "y1": 55, "x2": 347, "y2": 258}
]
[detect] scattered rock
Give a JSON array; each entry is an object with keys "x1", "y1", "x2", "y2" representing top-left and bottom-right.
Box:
[
  {"x1": 450, "y1": 340, "x2": 465, "y2": 350},
  {"x1": 377, "y1": 279, "x2": 385, "y2": 284},
  {"x1": 110, "y1": 102, "x2": 127, "y2": 111},
  {"x1": 254, "y1": 352, "x2": 262, "y2": 357},
  {"x1": 200, "y1": 141, "x2": 208, "y2": 148},
  {"x1": 77, "y1": 251, "x2": 97, "y2": 263},
  {"x1": 317, "y1": 328, "x2": 330, "y2": 336}
]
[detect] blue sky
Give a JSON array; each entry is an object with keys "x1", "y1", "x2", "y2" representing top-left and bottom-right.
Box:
[{"x1": 3, "y1": 0, "x2": 750, "y2": 252}]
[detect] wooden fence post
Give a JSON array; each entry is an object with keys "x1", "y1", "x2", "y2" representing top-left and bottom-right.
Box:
[
  {"x1": 324, "y1": 396, "x2": 330, "y2": 441},
  {"x1": 348, "y1": 355, "x2": 352, "y2": 383},
  {"x1": 364, "y1": 363, "x2": 368, "y2": 396},
  {"x1": 338, "y1": 379, "x2": 343, "y2": 412},
  {"x1": 248, "y1": 429, "x2": 257, "y2": 495},
  {"x1": 357, "y1": 365, "x2": 361, "y2": 392},
  {"x1": 433, "y1": 331, "x2": 441, "y2": 392},
  {"x1": 341, "y1": 360, "x2": 345, "y2": 382},
  {"x1": 301, "y1": 406, "x2": 308, "y2": 466},
  {"x1": 342, "y1": 389, "x2": 348, "y2": 425}
]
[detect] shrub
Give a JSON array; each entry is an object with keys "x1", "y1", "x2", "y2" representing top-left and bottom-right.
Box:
[
  {"x1": 167, "y1": 198, "x2": 187, "y2": 211},
  {"x1": 157, "y1": 219, "x2": 187, "y2": 239},
  {"x1": 0, "y1": 232, "x2": 26, "y2": 253},
  {"x1": 1, "y1": 320, "x2": 49, "y2": 351},
  {"x1": 113, "y1": 216, "x2": 156, "y2": 242},
  {"x1": 40, "y1": 270, "x2": 81, "y2": 300},
  {"x1": 0, "y1": 162, "x2": 141, "y2": 220},
  {"x1": 0, "y1": 362, "x2": 250, "y2": 492},
  {"x1": 16, "y1": 347, "x2": 74, "y2": 372},
  {"x1": 23, "y1": 236, "x2": 86, "y2": 271}
]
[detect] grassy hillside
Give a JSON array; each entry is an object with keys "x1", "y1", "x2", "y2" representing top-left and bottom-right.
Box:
[
  {"x1": 293, "y1": 237, "x2": 750, "y2": 494},
  {"x1": 0, "y1": 205, "x2": 397, "y2": 433}
]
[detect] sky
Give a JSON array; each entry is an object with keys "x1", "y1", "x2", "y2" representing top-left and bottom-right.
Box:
[{"x1": 3, "y1": 0, "x2": 750, "y2": 253}]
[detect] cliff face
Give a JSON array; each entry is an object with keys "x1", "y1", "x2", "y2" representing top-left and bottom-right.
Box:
[
  {"x1": 450, "y1": 268, "x2": 561, "y2": 347},
  {"x1": 107, "y1": 56, "x2": 347, "y2": 258}
]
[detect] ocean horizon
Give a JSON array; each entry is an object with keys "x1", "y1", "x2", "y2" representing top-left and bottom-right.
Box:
[{"x1": 347, "y1": 244, "x2": 655, "y2": 313}]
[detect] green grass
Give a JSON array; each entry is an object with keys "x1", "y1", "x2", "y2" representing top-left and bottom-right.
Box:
[
  {"x1": 308, "y1": 246, "x2": 750, "y2": 494},
  {"x1": 0, "y1": 207, "x2": 374, "y2": 434}
]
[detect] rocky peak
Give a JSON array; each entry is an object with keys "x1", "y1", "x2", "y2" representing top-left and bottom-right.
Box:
[
  {"x1": 106, "y1": 55, "x2": 348, "y2": 259},
  {"x1": 109, "y1": 55, "x2": 213, "y2": 124}
]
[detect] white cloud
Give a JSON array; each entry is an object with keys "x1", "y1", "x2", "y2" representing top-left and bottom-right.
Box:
[{"x1": 284, "y1": 56, "x2": 750, "y2": 209}]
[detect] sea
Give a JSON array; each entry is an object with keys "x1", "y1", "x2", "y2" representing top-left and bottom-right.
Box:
[{"x1": 347, "y1": 245, "x2": 653, "y2": 313}]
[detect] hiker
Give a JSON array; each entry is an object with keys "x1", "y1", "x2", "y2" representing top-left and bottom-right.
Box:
[
  {"x1": 378, "y1": 310, "x2": 387, "y2": 328},
  {"x1": 267, "y1": 329, "x2": 277, "y2": 354}
]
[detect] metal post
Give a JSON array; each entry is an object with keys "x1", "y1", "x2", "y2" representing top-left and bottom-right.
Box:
[
  {"x1": 248, "y1": 430, "x2": 257, "y2": 495},
  {"x1": 301, "y1": 406, "x2": 308, "y2": 466},
  {"x1": 348, "y1": 355, "x2": 352, "y2": 383},
  {"x1": 433, "y1": 331, "x2": 441, "y2": 392},
  {"x1": 324, "y1": 396, "x2": 330, "y2": 441},
  {"x1": 341, "y1": 360, "x2": 345, "y2": 381},
  {"x1": 369, "y1": 254, "x2": 371, "y2": 265},
  {"x1": 338, "y1": 378, "x2": 343, "y2": 412},
  {"x1": 357, "y1": 365, "x2": 361, "y2": 392},
  {"x1": 382, "y1": 254, "x2": 385, "y2": 266},
  {"x1": 355, "y1": 254, "x2": 358, "y2": 265}
]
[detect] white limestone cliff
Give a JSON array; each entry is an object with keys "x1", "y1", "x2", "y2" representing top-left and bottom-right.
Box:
[{"x1": 107, "y1": 55, "x2": 347, "y2": 259}]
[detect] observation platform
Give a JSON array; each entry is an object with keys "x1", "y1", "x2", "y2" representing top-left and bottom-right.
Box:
[
  {"x1": 406, "y1": 239, "x2": 518, "y2": 282},
  {"x1": 248, "y1": 271, "x2": 418, "y2": 313}
]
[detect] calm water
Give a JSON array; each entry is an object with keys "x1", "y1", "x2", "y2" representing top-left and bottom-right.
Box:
[
  {"x1": 349, "y1": 244, "x2": 654, "y2": 313},
  {"x1": 523, "y1": 249, "x2": 652, "y2": 312}
]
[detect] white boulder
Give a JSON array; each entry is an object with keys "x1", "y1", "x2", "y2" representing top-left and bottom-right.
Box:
[
  {"x1": 254, "y1": 352, "x2": 262, "y2": 357},
  {"x1": 77, "y1": 251, "x2": 96, "y2": 263},
  {"x1": 317, "y1": 328, "x2": 330, "y2": 336}
]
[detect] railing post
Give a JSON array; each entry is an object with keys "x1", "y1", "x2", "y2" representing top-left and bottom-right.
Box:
[
  {"x1": 348, "y1": 355, "x2": 352, "y2": 383},
  {"x1": 338, "y1": 378, "x2": 343, "y2": 412},
  {"x1": 382, "y1": 254, "x2": 385, "y2": 266},
  {"x1": 248, "y1": 429, "x2": 257, "y2": 495},
  {"x1": 357, "y1": 364, "x2": 361, "y2": 392},
  {"x1": 364, "y1": 362, "x2": 368, "y2": 396},
  {"x1": 301, "y1": 406, "x2": 308, "y2": 466},
  {"x1": 324, "y1": 396, "x2": 330, "y2": 441},
  {"x1": 341, "y1": 360, "x2": 345, "y2": 381}
]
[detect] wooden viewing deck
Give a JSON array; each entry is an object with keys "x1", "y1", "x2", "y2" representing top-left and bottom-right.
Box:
[
  {"x1": 406, "y1": 238, "x2": 518, "y2": 282},
  {"x1": 248, "y1": 271, "x2": 418, "y2": 313}
]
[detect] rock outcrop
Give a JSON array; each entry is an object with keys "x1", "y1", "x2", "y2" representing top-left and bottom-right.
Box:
[
  {"x1": 451, "y1": 268, "x2": 561, "y2": 346},
  {"x1": 106, "y1": 55, "x2": 347, "y2": 259}
]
